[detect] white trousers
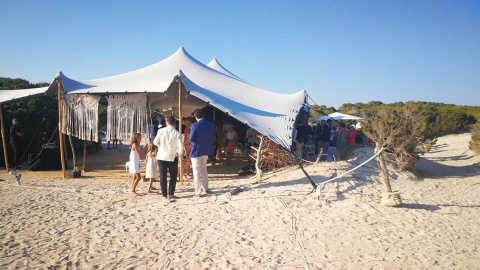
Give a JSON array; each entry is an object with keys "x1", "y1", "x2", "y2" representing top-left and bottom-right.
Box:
[{"x1": 191, "y1": 155, "x2": 209, "y2": 195}]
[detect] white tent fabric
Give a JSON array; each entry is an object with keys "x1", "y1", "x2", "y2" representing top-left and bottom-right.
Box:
[
  {"x1": 49, "y1": 47, "x2": 306, "y2": 150},
  {"x1": 0, "y1": 87, "x2": 49, "y2": 105},
  {"x1": 206, "y1": 58, "x2": 246, "y2": 82},
  {"x1": 313, "y1": 112, "x2": 364, "y2": 122}
]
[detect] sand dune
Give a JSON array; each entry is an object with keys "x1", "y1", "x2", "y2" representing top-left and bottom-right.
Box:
[{"x1": 1, "y1": 133, "x2": 479, "y2": 269}]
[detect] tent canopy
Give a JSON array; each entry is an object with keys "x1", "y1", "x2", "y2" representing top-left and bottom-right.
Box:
[
  {"x1": 313, "y1": 112, "x2": 364, "y2": 122},
  {"x1": 206, "y1": 58, "x2": 247, "y2": 83},
  {"x1": 2, "y1": 47, "x2": 307, "y2": 150},
  {"x1": 0, "y1": 86, "x2": 49, "y2": 105}
]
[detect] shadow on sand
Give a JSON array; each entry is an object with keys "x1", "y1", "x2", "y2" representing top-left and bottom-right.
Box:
[
  {"x1": 400, "y1": 203, "x2": 480, "y2": 211},
  {"x1": 414, "y1": 158, "x2": 480, "y2": 178}
]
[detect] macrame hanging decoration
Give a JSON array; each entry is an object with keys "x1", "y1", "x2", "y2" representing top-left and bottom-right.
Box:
[
  {"x1": 61, "y1": 94, "x2": 100, "y2": 142},
  {"x1": 106, "y1": 94, "x2": 149, "y2": 143}
]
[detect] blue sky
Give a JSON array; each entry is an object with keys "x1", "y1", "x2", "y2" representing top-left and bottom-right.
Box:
[{"x1": 1, "y1": 0, "x2": 479, "y2": 108}]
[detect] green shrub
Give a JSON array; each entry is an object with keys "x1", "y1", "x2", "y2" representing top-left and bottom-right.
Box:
[
  {"x1": 363, "y1": 105, "x2": 426, "y2": 169},
  {"x1": 470, "y1": 122, "x2": 480, "y2": 155}
]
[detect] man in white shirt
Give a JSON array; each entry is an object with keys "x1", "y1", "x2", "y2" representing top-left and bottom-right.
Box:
[{"x1": 153, "y1": 115, "x2": 184, "y2": 199}]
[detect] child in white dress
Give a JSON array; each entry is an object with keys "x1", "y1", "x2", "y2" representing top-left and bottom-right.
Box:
[
  {"x1": 145, "y1": 143, "x2": 159, "y2": 193},
  {"x1": 129, "y1": 133, "x2": 147, "y2": 196}
]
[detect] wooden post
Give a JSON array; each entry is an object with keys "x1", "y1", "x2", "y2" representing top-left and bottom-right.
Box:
[
  {"x1": 83, "y1": 140, "x2": 87, "y2": 172},
  {"x1": 68, "y1": 134, "x2": 76, "y2": 170},
  {"x1": 148, "y1": 101, "x2": 153, "y2": 142},
  {"x1": 57, "y1": 80, "x2": 66, "y2": 178},
  {"x1": 255, "y1": 136, "x2": 264, "y2": 180},
  {"x1": 0, "y1": 105, "x2": 9, "y2": 172},
  {"x1": 146, "y1": 95, "x2": 151, "y2": 143},
  {"x1": 178, "y1": 76, "x2": 184, "y2": 185},
  {"x1": 148, "y1": 102, "x2": 153, "y2": 127},
  {"x1": 378, "y1": 151, "x2": 392, "y2": 193},
  {"x1": 63, "y1": 133, "x2": 68, "y2": 168},
  {"x1": 288, "y1": 141, "x2": 318, "y2": 189}
]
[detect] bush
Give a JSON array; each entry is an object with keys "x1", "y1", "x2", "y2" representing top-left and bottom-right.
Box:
[
  {"x1": 470, "y1": 122, "x2": 480, "y2": 155},
  {"x1": 363, "y1": 105, "x2": 426, "y2": 169}
]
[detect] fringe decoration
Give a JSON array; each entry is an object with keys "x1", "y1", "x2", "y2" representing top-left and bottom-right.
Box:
[
  {"x1": 61, "y1": 94, "x2": 100, "y2": 142},
  {"x1": 106, "y1": 94, "x2": 149, "y2": 143}
]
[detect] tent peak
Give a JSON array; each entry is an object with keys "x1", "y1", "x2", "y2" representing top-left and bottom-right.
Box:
[
  {"x1": 175, "y1": 46, "x2": 187, "y2": 54},
  {"x1": 206, "y1": 58, "x2": 246, "y2": 82}
]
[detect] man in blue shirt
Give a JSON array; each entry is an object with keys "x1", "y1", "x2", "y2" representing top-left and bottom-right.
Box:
[{"x1": 189, "y1": 109, "x2": 215, "y2": 196}]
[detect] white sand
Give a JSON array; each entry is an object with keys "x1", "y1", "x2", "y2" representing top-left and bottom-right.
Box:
[{"x1": 1, "y1": 133, "x2": 479, "y2": 269}]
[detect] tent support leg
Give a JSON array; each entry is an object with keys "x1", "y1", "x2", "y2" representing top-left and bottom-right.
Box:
[
  {"x1": 292, "y1": 152, "x2": 317, "y2": 190},
  {"x1": 146, "y1": 95, "x2": 151, "y2": 143},
  {"x1": 57, "y1": 80, "x2": 66, "y2": 178},
  {"x1": 83, "y1": 140, "x2": 87, "y2": 172},
  {"x1": 148, "y1": 100, "x2": 153, "y2": 142},
  {"x1": 255, "y1": 136, "x2": 264, "y2": 180},
  {"x1": 178, "y1": 76, "x2": 184, "y2": 185},
  {"x1": 0, "y1": 105, "x2": 9, "y2": 172}
]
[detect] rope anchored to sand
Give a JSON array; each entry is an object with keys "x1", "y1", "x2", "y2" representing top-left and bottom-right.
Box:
[{"x1": 315, "y1": 147, "x2": 384, "y2": 196}]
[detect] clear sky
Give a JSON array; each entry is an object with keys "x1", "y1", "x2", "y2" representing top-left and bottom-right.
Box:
[{"x1": 1, "y1": 0, "x2": 479, "y2": 108}]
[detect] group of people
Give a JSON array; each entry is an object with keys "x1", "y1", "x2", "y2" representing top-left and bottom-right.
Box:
[
  {"x1": 294, "y1": 119, "x2": 370, "y2": 162},
  {"x1": 128, "y1": 109, "x2": 215, "y2": 199}
]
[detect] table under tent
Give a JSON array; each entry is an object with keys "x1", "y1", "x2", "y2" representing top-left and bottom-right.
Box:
[{"x1": 0, "y1": 47, "x2": 317, "y2": 188}]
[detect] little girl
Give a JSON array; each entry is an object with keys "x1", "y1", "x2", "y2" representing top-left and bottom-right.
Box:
[
  {"x1": 225, "y1": 125, "x2": 238, "y2": 166},
  {"x1": 129, "y1": 133, "x2": 147, "y2": 196},
  {"x1": 145, "y1": 143, "x2": 159, "y2": 193}
]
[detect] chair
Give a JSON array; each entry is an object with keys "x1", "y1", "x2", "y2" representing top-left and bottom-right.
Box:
[{"x1": 125, "y1": 160, "x2": 146, "y2": 177}]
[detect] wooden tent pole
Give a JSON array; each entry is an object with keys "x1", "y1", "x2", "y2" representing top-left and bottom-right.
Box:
[
  {"x1": 146, "y1": 95, "x2": 151, "y2": 143},
  {"x1": 148, "y1": 102, "x2": 153, "y2": 126},
  {"x1": 57, "y1": 80, "x2": 66, "y2": 178},
  {"x1": 178, "y1": 76, "x2": 184, "y2": 185},
  {"x1": 148, "y1": 101, "x2": 153, "y2": 143},
  {"x1": 83, "y1": 141, "x2": 87, "y2": 172},
  {"x1": 255, "y1": 136, "x2": 264, "y2": 180},
  {"x1": 0, "y1": 105, "x2": 9, "y2": 172}
]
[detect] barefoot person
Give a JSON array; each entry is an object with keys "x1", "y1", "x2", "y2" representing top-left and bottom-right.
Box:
[
  {"x1": 153, "y1": 115, "x2": 183, "y2": 200},
  {"x1": 9, "y1": 117, "x2": 24, "y2": 184},
  {"x1": 129, "y1": 133, "x2": 147, "y2": 196},
  {"x1": 189, "y1": 109, "x2": 215, "y2": 196},
  {"x1": 145, "y1": 143, "x2": 159, "y2": 193}
]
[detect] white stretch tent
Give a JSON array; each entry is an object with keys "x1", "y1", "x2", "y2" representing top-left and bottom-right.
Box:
[
  {"x1": 206, "y1": 58, "x2": 247, "y2": 83},
  {"x1": 43, "y1": 47, "x2": 306, "y2": 151},
  {"x1": 313, "y1": 112, "x2": 364, "y2": 122},
  {"x1": 1, "y1": 48, "x2": 307, "y2": 150},
  {"x1": 0, "y1": 87, "x2": 49, "y2": 105}
]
